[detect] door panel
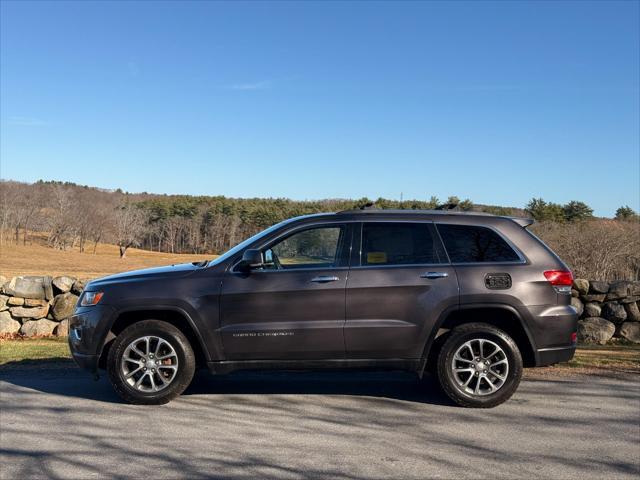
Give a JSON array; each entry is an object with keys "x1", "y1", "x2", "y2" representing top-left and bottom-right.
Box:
[
  {"x1": 345, "y1": 266, "x2": 458, "y2": 358},
  {"x1": 345, "y1": 221, "x2": 459, "y2": 359},
  {"x1": 220, "y1": 269, "x2": 347, "y2": 360},
  {"x1": 219, "y1": 223, "x2": 352, "y2": 360}
]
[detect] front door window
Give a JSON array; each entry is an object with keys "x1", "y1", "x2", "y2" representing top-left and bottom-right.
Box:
[{"x1": 265, "y1": 226, "x2": 345, "y2": 270}]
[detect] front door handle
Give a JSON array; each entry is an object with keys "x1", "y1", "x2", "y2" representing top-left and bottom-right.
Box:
[
  {"x1": 311, "y1": 275, "x2": 339, "y2": 283},
  {"x1": 420, "y1": 272, "x2": 449, "y2": 279}
]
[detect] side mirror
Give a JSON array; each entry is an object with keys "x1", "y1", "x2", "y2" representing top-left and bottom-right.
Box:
[{"x1": 239, "y1": 249, "x2": 263, "y2": 270}]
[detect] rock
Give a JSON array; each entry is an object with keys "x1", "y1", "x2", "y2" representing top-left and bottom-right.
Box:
[
  {"x1": 606, "y1": 281, "x2": 633, "y2": 301},
  {"x1": 573, "y1": 279, "x2": 589, "y2": 296},
  {"x1": 9, "y1": 304, "x2": 49, "y2": 320},
  {"x1": 621, "y1": 295, "x2": 640, "y2": 304},
  {"x1": 51, "y1": 293, "x2": 79, "y2": 321},
  {"x1": 55, "y1": 319, "x2": 69, "y2": 337},
  {"x1": 3, "y1": 276, "x2": 50, "y2": 299},
  {"x1": 71, "y1": 279, "x2": 86, "y2": 295},
  {"x1": 624, "y1": 302, "x2": 640, "y2": 322},
  {"x1": 52, "y1": 276, "x2": 76, "y2": 293},
  {"x1": 581, "y1": 294, "x2": 606, "y2": 303},
  {"x1": 0, "y1": 311, "x2": 21, "y2": 335},
  {"x1": 24, "y1": 298, "x2": 48, "y2": 307},
  {"x1": 571, "y1": 289, "x2": 579, "y2": 298},
  {"x1": 631, "y1": 281, "x2": 640, "y2": 296},
  {"x1": 577, "y1": 318, "x2": 615, "y2": 345},
  {"x1": 583, "y1": 302, "x2": 602, "y2": 318},
  {"x1": 7, "y1": 297, "x2": 25, "y2": 306},
  {"x1": 1, "y1": 294, "x2": 10, "y2": 311},
  {"x1": 43, "y1": 276, "x2": 54, "y2": 301},
  {"x1": 601, "y1": 302, "x2": 627, "y2": 324},
  {"x1": 589, "y1": 281, "x2": 609, "y2": 294},
  {"x1": 0, "y1": 275, "x2": 6, "y2": 287},
  {"x1": 618, "y1": 322, "x2": 640, "y2": 343},
  {"x1": 20, "y1": 319, "x2": 58, "y2": 337},
  {"x1": 571, "y1": 297, "x2": 584, "y2": 317}
]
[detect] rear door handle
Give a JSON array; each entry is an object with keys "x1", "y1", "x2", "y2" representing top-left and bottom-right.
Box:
[
  {"x1": 311, "y1": 275, "x2": 339, "y2": 283},
  {"x1": 420, "y1": 272, "x2": 449, "y2": 279}
]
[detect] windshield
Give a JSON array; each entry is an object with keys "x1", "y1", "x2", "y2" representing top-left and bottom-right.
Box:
[{"x1": 207, "y1": 217, "x2": 298, "y2": 267}]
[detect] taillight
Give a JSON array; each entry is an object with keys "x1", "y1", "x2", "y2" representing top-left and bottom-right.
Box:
[
  {"x1": 570, "y1": 332, "x2": 577, "y2": 344},
  {"x1": 544, "y1": 270, "x2": 573, "y2": 293}
]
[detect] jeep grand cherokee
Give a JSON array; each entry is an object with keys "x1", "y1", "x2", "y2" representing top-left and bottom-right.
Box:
[{"x1": 69, "y1": 209, "x2": 577, "y2": 407}]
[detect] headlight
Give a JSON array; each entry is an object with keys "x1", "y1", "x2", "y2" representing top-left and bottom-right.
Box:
[{"x1": 80, "y1": 291, "x2": 104, "y2": 306}]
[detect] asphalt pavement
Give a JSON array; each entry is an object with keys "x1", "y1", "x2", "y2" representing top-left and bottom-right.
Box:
[{"x1": 1, "y1": 364, "x2": 638, "y2": 479}]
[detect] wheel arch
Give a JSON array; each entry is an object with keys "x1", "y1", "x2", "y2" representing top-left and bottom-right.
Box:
[
  {"x1": 420, "y1": 304, "x2": 538, "y2": 376},
  {"x1": 98, "y1": 307, "x2": 210, "y2": 369}
]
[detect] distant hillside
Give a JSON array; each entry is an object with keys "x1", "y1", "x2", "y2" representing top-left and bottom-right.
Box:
[
  {"x1": 1, "y1": 178, "x2": 637, "y2": 280},
  {"x1": 1, "y1": 179, "x2": 525, "y2": 256}
]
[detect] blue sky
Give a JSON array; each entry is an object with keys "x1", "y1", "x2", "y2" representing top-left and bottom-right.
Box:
[{"x1": 1, "y1": 1, "x2": 638, "y2": 216}]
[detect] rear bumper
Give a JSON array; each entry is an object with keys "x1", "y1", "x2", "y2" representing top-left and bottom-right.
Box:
[
  {"x1": 536, "y1": 345, "x2": 576, "y2": 366},
  {"x1": 524, "y1": 304, "x2": 578, "y2": 366}
]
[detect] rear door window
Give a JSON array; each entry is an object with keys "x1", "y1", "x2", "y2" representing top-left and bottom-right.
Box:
[
  {"x1": 360, "y1": 222, "x2": 445, "y2": 266},
  {"x1": 436, "y1": 224, "x2": 521, "y2": 263}
]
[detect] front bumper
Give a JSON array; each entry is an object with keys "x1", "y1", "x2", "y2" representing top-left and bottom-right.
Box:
[
  {"x1": 68, "y1": 304, "x2": 115, "y2": 373},
  {"x1": 70, "y1": 352, "x2": 99, "y2": 373}
]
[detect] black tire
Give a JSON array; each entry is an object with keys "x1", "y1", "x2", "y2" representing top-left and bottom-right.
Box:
[
  {"x1": 107, "y1": 320, "x2": 196, "y2": 405},
  {"x1": 436, "y1": 323, "x2": 523, "y2": 408}
]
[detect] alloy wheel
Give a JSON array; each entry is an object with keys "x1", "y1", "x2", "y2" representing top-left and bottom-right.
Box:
[
  {"x1": 451, "y1": 338, "x2": 509, "y2": 396},
  {"x1": 120, "y1": 336, "x2": 179, "y2": 392}
]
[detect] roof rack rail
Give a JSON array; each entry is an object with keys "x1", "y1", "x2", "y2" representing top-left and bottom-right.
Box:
[{"x1": 334, "y1": 208, "x2": 534, "y2": 226}]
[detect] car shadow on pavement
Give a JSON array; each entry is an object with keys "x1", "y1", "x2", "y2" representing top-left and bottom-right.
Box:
[{"x1": 0, "y1": 360, "x2": 455, "y2": 406}]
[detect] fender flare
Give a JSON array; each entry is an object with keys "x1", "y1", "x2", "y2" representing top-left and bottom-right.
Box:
[
  {"x1": 417, "y1": 303, "x2": 539, "y2": 377},
  {"x1": 100, "y1": 305, "x2": 212, "y2": 363}
]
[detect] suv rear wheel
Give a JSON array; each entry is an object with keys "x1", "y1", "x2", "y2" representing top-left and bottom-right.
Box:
[
  {"x1": 437, "y1": 322, "x2": 523, "y2": 408},
  {"x1": 107, "y1": 320, "x2": 196, "y2": 405}
]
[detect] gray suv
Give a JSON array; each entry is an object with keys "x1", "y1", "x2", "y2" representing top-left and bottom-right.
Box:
[{"x1": 69, "y1": 209, "x2": 578, "y2": 407}]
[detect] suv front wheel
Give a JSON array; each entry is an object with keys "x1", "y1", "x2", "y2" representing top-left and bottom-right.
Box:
[
  {"x1": 437, "y1": 323, "x2": 523, "y2": 408},
  {"x1": 107, "y1": 320, "x2": 196, "y2": 405}
]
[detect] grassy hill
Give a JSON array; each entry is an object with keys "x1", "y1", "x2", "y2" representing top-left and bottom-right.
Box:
[{"x1": 0, "y1": 240, "x2": 212, "y2": 279}]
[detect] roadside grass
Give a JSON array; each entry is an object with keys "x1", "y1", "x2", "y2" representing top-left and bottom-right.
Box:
[
  {"x1": 1, "y1": 338, "x2": 638, "y2": 376},
  {"x1": 0, "y1": 233, "x2": 215, "y2": 278},
  {"x1": 525, "y1": 343, "x2": 640, "y2": 378},
  {"x1": 563, "y1": 344, "x2": 640, "y2": 371},
  {"x1": 0, "y1": 337, "x2": 72, "y2": 368}
]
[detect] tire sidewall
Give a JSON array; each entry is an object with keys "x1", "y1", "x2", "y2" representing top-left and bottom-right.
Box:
[
  {"x1": 438, "y1": 325, "x2": 523, "y2": 408},
  {"x1": 107, "y1": 321, "x2": 195, "y2": 404}
]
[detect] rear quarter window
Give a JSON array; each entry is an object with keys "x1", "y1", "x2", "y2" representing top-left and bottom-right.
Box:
[{"x1": 437, "y1": 224, "x2": 521, "y2": 263}]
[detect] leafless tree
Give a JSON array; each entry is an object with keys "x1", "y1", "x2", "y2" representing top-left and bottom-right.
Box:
[
  {"x1": 532, "y1": 220, "x2": 640, "y2": 280},
  {"x1": 46, "y1": 184, "x2": 74, "y2": 249},
  {"x1": 114, "y1": 201, "x2": 147, "y2": 258}
]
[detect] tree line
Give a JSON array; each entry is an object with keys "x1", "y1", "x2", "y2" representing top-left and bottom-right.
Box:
[{"x1": 1, "y1": 179, "x2": 638, "y2": 279}]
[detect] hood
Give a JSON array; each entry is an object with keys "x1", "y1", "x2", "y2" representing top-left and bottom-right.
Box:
[{"x1": 87, "y1": 262, "x2": 204, "y2": 288}]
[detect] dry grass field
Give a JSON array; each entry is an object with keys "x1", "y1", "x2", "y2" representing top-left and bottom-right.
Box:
[{"x1": 0, "y1": 240, "x2": 214, "y2": 279}]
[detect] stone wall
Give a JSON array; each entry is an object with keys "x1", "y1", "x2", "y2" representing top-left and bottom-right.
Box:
[
  {"x1": 0, "y1": 275, "x2": 86, "y2": 337},
  {"x1": 1, "y1": 273, "x2": 639, "y2": 345},
  {"x1": 571, "y1": 279, "x2": 640, "y2": 344}
]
